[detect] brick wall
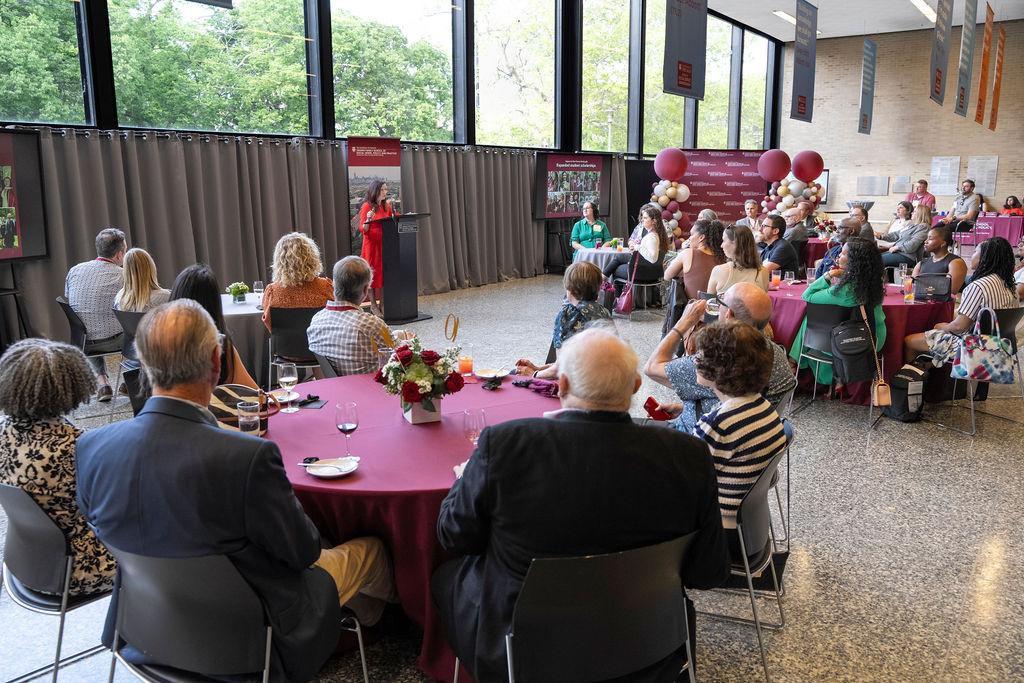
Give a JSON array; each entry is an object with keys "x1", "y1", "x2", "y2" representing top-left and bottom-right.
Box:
[{"x1": 779, "y1": 19, "x2": 1024, "y2": 217}]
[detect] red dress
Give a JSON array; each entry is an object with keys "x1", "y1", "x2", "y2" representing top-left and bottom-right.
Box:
[{"x1": 358, "y1": 200, "x2": 394, "y2": 288}]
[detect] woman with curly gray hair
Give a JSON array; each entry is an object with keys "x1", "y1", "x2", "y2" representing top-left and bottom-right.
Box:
[
  {"x1": 261, "y1": 232, "x2": 334, "y2": 331},
  {"x1": 0, "y1": 338, "x2": 116, "y2": 595}
]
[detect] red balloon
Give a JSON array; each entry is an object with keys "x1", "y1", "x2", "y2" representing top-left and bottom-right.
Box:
[
  {"x1": 792, "y1": 150, "x2": 825, "y2": 183},
  {"x1": 653, "y1": 148, "x2": 689, "y2": 182},
  {"x1": 771, "y1": 181, "x2": 781, "y2": 191},
  {"x1": 666, "y1": 200, "x2": 680, "y2": 213},
  {"x1": 763, "y1": 195, "x2": 770, "y2": 201},
  {"x1": 758, "y1": 150, "x2": 791, "y2": 183},
  {"x1": 766, "y1": 200, "x2": 778, "y2": 211},
  {"x1": 661, "y1": 209, "x2": 673, "y2": 220}
]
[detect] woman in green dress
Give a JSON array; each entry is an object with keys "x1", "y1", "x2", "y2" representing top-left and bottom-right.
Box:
[
  {"x1": 569, "y1": 201, "x2": 608, "y2": 250},
  {"x1": 789, "y1": 237, "x2": 887, "y2": 385}
]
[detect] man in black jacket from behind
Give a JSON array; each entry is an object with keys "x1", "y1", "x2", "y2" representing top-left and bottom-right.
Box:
[{"x1": 432, "y1": 327, "x2": 730, "y2": 682}]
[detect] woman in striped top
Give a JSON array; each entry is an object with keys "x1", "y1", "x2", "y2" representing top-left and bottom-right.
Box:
[
  {"x1": 692, "y1": 320, "x2": 787, "y2": 531},
  {"x1": 904, "y1": 237, "x2": 1020, "y2": 365}
]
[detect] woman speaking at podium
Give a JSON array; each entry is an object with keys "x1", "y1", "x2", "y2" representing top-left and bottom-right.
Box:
[{"x1": 358, "y1": 179, "x2": 395, "y2": 316}]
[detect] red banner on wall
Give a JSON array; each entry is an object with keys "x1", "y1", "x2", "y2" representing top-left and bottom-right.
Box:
[
  {"x1": 988, "y1": 26, "x2": 1005, "y2": 131},
  {"x1": 974, "y1": 3, "x2": 994, "y2": 125},
  {"x1": 680, "y1": 150, "x2": 767, "y2": 221}
]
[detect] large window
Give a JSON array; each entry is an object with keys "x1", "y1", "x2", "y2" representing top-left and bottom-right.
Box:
[
  {"x1": 474, "y1": 0, "x2": 555, "y2": 148},
  {"x1": 642, "y1": 0, "x2": 685, "y2": 155},
  {"x1": 329, "y1": 1, "x2": 454, "y2": 142},
  {"x1": 695, "y1": 17, "x2": 731, "y2": 149},
  {"x1": 0, "y1": 1, "x2": 87, "y2": 124},
  {"x1": 109, "y1": 0, "x2": 310, "y2": 134},
  {"x1": 740, "y1": 31, "x2": 769, "y2": 149},
  {"x1": 581, "y1": 0, "x2": 629, "y2": 152}
]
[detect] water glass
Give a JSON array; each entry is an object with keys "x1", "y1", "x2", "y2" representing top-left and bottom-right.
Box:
[
  {"x1": 784, "y1": 271, "x2": 796, "y2": 285},
  {"x1": 278, "y1": 362, "x2": 299, "y2": 413},
  {"x1": 463, "y1": 409, "x2": 487, "y2": 446},
  {"x1": 253, "y1": 280, "x2": 264, "y2": 297},
  {"x1": 237, "y1": 401, "x2": 260, "y2": 435},
  {"x1": 897, "y1": 264, "x2": 908, "y2": 282}
]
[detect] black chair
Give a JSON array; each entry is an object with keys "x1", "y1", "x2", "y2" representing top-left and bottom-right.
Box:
[
  {"x1": 314, "y1": 352, "x2": 339, "y2": 378},
  {"x1": 56, "y1": 297, "x2": 125, "y2": 420},
  {"x1": 768, "y1": 417, "x2": 795, "y2": 554},
  {"x1": 452, "y1": 533, "x2": 699, "y2": 683},
  {"x1": 112, "y1": 308, "x2": 146, "y2": 361},
  {"x1": 698, "y1": 447, "x2": 788, "y2": 683},
  {"x1": 0, "y1": 484, "x2": 110, "y2": 683},
  {"x1": 121, "y1": 367, "x2": 149, "y2": 417},
  {"x1": 791, "y1": 240, "x2": 808, "y2": 278},
  {"x1": 266, "y1": 307, "x2": 321, "y2": 389}
]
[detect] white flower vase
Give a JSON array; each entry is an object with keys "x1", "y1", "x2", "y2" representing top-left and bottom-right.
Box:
[{"x1": 402, "y1": 398, "x2": 442, "y2": 424}]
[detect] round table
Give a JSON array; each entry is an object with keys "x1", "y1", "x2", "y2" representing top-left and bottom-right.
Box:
[
  {"x1": 804, "y1": 237, "x2": 829, "y2": 271},
  {"x1": 573, "y1": 246, "x2": 630, "y2": 272},
  {"x1": 768, "y1": 280, "x2": 954, "y2": 404},
  {"x1": 220, "y1": 293, "x2": 269, "y2": 388},
  {"x1": 271, "y1": 373, "x2": 559, "y2": 681}
]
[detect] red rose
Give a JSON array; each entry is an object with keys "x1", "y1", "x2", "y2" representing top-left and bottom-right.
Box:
[
  {"x1": 395, "y1": 346, "x2": 414, "y2": 367},
  {"x1": 401, "y1": 381, "x2": 421, "y2": 403},
  {"x1": 445, "y1": 372, "x2": 465, "y2": 393},
  {"x1": 420, "y1": 350, "x2": 441, "y2": 366},
  {"x1": 373, "y1": 367, "x2": 385, "y2": 384}
]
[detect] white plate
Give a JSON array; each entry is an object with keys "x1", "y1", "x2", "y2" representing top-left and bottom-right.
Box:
[
  {"x1": 474, "y1": 368, "x2": 509, "y2": 380},
  {"x1": 270, "y1": 389, "x2": 300, "y2": 403},
  {"x1": 305, "y1": 457, "x2": 359, "y2": 479}
]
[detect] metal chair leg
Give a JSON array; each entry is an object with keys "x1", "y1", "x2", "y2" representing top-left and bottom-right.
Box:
[
  {"x1": 341, "y1": 615, "x2": 369, "y2": 683},
  {"x1": 681, "y1": 602, "x2": 696, "y2": 683},
  {"x1": 738, "y1": 525, "x2": 771, "y2": 683},
  {"x1": 505, "y1": 634, "x2": 515, "y2": 683},
  {"x1": 453, "y1": 657, "x2": 460, "y2": 683}
]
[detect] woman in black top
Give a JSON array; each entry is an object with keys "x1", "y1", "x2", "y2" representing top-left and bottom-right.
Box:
[{"x1": 911, "y1": 224, "x2": 967, "y2": 295}]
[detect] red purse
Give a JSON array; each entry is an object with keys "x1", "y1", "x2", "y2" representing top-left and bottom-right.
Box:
[{"x1": 614, "y1": 256, "x2": 640, "y2": 315}]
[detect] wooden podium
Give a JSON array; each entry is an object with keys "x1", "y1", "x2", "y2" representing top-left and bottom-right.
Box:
[{"x1": 381, "y1": 213, "x2": 431, "y2": 324}]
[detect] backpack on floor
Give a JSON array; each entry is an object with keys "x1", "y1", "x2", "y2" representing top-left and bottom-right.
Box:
[{"x1": 883, "y1": 364, "x2": 927, "y2": 422}]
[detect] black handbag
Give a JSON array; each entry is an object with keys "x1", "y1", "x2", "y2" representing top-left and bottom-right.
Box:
[
  {"x1": 912, "y1": 273, "x2": 952, "y2": 302},
  {"x1": 661, "y1": 279, "x2": 686, "y2": 337},
  {"x1": 830, "y1": 309, "x2": 874, "y2": 385}
]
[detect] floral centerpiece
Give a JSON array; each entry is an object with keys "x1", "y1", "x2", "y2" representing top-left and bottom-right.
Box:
[
  {"x1": 226, "y1": 282, "x2": 249, "y2": 304},
  {"x1": 374, "y1": 337, "x2": 464, "y2": 424},
  {"x1": 815, "y1": 217, "x2": 836, "y2": 241}
]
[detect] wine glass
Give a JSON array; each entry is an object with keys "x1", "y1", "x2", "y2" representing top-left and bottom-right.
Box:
[
  {"x1": 784, "y1": 271, "x2": 796, "y2": 285},
  {"x1": 237, "y1": 401, "x2": 260, "y2": 435},
  {"x1": 278, "y1": 362, "x2": 299, "y2": 414},
  {"x1": 335, "y1": 402, "x2": 358, "y2": 457},
  {"x1": 463, "y1": 409, "x2": 486, "y2": 446},
  {"x1": 253, "y1": 280, "x2": 264, "y2": 302}
]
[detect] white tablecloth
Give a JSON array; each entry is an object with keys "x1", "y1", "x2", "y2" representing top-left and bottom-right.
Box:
[{"x1": 220, "y1": 293, "x2": 268, "y2": 388}]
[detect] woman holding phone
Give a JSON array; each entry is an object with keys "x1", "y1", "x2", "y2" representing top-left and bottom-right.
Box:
[{"x1": 358, "y1": 179, "x2": 395, "y2": 316}]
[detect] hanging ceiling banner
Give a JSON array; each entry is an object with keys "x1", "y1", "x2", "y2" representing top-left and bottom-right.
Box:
[
  {"x1": 954, "y1": 0, "x2": 978, "y2": 117},
  {"x1": 973, "y1": 3, "x2": 995, "y2": 124},
  {"x1": 789, "y1": 0, "x2": 818, "y2": 122},
  {"x1": 928, "y1": 0, "x2": 955, "y2": 105},
  {"x1": 858, "y1": 39, "x2": 877, "y2": 134},
  {"x1": 988, "y1": 26, "x2": 1005, "y2": 131},
  {"x1": 663, "y1": 0, "x2": 708, "y2": 99}
]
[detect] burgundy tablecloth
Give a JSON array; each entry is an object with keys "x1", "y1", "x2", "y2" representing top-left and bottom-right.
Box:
[
  {"x1": 271, "y1": 373, "x2": 558, "y2": 682},
  {"x1": 932, "y1": 214, "x2": 1024, "y2": 247},
  {"x1": 805, "y1": 237, "x2": 829, "y2": 270},
  {"x1": 768, "y1": 282, "x2": 954, "y2": 404}
]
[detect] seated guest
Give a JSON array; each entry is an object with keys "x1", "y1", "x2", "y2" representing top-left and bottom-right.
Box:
[
  {"x1": 783, "y1": 201, "x2": 815, "y2": 242},
  {"x1": 0, "y1": 339, "x2": 116, "y2": 596},
  {"x1": 170, "y1": 264, "x2": 258, "y2": 389},
  {"x1": 261, "y1": 232, "x2": 334, "y2": 331},
  {"x1": 912, "y1": 223, "x2": 967, "y2": 294},
  {"x1": 735, "y1": 199, "x2": 761, "y2": 228},
  {"x1": 692, "y1": 320, "x2": 788, "y2": 532},
  {"x1": 432, "y1": 328, "x2": 730, "y2": 682},
  {"x1": 114, "y1": 247, "x2": 170, "y2": 312},
  {"x1": 1000, "y1": 195, "x2": 1023, "y2": 216},
  {"x1": 307, "y1": 256, "x2": 394, "y2": 375},
  {"x1": 569, "y1": 201, "x2": 609, "y2": 250},
  {"x1": 849, "y1": 205, "x2": 875, "y2": 240},
  {"x1": 758, "y1": 214, "x2": 800, "y2": 276},
  {"x1": 645, "y1": 282, "x2": 797, "y2": 432},
  {"x1": 905, "y1": 237, "x2": 1020, "y2": 363},
  {"x1": 696, "y1": 208, "x2": 719, "y2": 223},
  {"x1": 77, "y1": 300, "x2": 395, "y2": 682},
  {"x1": 905, "y1": 179, "x2": 936, "y2": 209},
  {"x1": 664, "y1": 219, "x2": 726, "y2": 300},
  {"x1": 814, "y1": 217, "x2": 861, "y2": 278},
  {"x1": 603, "y1": 205, "x2": 669, "y2": 291},
  {"x1": 790, "y1": 238, "x2": 886, "y2": 385},
  {"x1": 1015, "y1": 265, "x2": 1024, "y2": 301},
  {"x1": 707, "y1": 224, "x2": 769, "y2": 294},
  {"x1": 65, "y1": 227, "x2": 127, "y2": 402},
  {"x1": 877, "y1": 202, "x2": 929, "y2": 268},
  {"x1": 939, "y1": 179, "x2": 980, "y2": 235}
]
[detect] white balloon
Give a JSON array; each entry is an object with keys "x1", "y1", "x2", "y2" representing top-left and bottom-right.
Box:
[
  {"x1": 668, "y1": 219, "x2": 679, "y2": 229},
  {"x1": 817, "y1": 185, "x2": 826, "y2": 197},
  {"x1": 675, "y1": 185, "x2": 691, "y2": 203},
  {"x1": 761, "y1": 201, "x2": 768, "y2": 208},
  {"x1": 782, "y1": 194, "x2": 796, "y2": 207},
  {"x1": 672, "y1": 210, "x2": 683, "y2": 220},
  {"x1": 802, "y1": 188, "x2": 814, "y2": 199},
  {"x1": 788, "y1": 180, "x2": 806, "y2": 195},
  {"x1": 655, "y1": 181, "x2": 670, "y2": 194}
]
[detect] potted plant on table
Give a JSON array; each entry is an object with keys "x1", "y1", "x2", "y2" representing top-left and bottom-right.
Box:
[
  {"x1": 226, "y1": 282, "x2": 249, "y2": 304},
  {"x1": 375, "y1": 338, "x2": 464, "y2": 424}
]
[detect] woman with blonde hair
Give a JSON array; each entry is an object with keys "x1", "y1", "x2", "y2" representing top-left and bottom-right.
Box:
[
  {"x1": 261, "y1": 232, "x2": 334, "y2": 330},
  {"x1": 114, "y1": 248, "x2": 170, "y2": 312}
]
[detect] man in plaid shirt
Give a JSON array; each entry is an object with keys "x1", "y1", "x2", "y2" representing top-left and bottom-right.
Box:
[{"x1": 307, "y1": 256, "x2": 393, "y2": 375}]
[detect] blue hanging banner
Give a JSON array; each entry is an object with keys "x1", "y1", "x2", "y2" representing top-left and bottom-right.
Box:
[
  {"x1": 954, "y1": 0, "x2": 979, "y2": 117},
  {"x1": 858, "y1": 39, "x2": 877, "y2": 135},
  {"x1": 662, "y1": 0, "x2": 708, "y2": 100},
  {"x1": 928, "y1": 0, "x2": 955, "y2": 105},
  {"x1": 789, "y1": 0, "x2": 817, "y2": 123}
]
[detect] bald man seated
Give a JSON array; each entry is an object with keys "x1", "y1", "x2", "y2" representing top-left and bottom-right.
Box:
[
  {"x1": 644, "y1": 282, "x2": 797, "y2": 432},
  {"x1": 432, "y1": 328, "x2": 730, "y2": 683}
]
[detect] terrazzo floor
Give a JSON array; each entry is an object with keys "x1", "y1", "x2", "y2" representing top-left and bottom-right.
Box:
[{"x1": 2, "y1": 274, "x2": 1023, "y2": 682}]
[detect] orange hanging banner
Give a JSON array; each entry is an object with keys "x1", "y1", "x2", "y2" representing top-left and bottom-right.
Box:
[
  {"x1": 974, "y1": 3, "x2": 994, "y2": 124},
  {"x1": 988, "y1": 26, "x2": 1005, "y2": 131}
]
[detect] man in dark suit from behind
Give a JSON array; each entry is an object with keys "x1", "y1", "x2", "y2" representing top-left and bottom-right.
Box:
[
  {"x1": 77, "y1": 300, "x2": 395, "y2": 682},
  {"x1": 432, "y1": 328, "x2": 730, "y2": 682}
]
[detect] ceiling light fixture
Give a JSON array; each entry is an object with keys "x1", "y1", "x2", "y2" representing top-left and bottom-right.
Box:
[
  {"x1": 909, "y1": 0, "x2": 938, "y2": 23},
  {"x1": 773, "y1": 9, "x2": 823, "y2": 36}
]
